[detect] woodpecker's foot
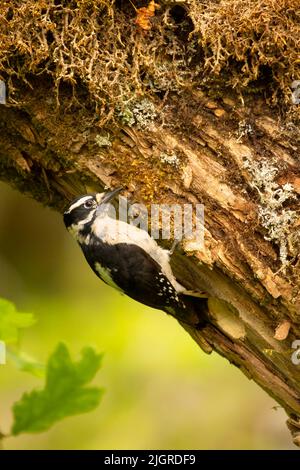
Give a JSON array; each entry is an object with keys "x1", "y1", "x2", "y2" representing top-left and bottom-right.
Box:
[{"x1": 181, "y1": 289, "x2": 208, "y2": 298}]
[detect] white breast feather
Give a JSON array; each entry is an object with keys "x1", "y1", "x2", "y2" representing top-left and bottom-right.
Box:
[{"x1": 92, "y1": 215, "x2": 185, "y2": 293}]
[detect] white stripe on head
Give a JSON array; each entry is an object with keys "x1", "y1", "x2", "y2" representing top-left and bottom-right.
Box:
[
  {"x1": 65, "y1": 196, "x2": 94, "y2": 214},
  {"x1": 78, "y1": 211, "x2": 95, "y2": 226},
  {"x1": 68, "y1": 210, "x2": 95, "y2": 242}
]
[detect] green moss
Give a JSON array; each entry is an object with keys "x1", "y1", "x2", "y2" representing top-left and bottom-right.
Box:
[
  {"x1": 117, "y1": 108, "x2": 135, "y2": 127},
  {"x1": 1, "y1": 0, "x2": 298, "y2": 122}
]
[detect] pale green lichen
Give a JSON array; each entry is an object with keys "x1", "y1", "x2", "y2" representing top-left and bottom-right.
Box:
[
  {"x1": 243, "y1": 158, "x2": 298, "y2": 268},
  {"x1": 117, "y1": 108, "x2": 135, "y2": 127},
  {"x1": 236, "y1": 120, "x2": 254, "y2": 142},
  {"x1": 131, "y1": 99, "x2": 157, "y2": 129},
  {"x1": 117, "y1": 99, "x2": 157, "y2": 129},
  {"x1": 95, "y1": 133, "x2": 112, "y2": 147},
  {"x1": 160, "y1": 152, "x2": 181, "y2": 168}
]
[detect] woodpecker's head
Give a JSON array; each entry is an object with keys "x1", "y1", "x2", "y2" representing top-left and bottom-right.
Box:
[{"x1": 63, "y1": 188, "x2": 122, "y2": 240}]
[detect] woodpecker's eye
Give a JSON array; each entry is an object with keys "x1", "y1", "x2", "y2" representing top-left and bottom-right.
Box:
[{"x1": 84, "y1": 199, "x2": 95, "y2": 209}]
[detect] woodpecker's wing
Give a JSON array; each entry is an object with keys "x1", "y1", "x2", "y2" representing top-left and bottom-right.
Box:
[
  {"x1": 82, "y1": 240, "x2": 186, "y2": 314},
  {"x1": 118, "y1": 243, "x2": 185, "y2": 312},
  {"x1": 111, "y1": 243, "x2": 206, "y2": 326}
]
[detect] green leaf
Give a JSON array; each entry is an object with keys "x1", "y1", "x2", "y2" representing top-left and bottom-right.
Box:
[
  {"x1": 12, "y1": 343, "x2": 103, "y2": 435},
  {"x1": 0, "y1": 298, "x2": 35, "y2": 344}
]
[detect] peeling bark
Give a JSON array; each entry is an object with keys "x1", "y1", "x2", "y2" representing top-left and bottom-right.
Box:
[{"x1": 1, "y1": 79, "x2": 300, "y2": 446}]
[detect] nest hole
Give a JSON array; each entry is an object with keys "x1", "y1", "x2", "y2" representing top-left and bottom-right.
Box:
[{"x1": 169, "y1": 5, "x2": 187, "y2": 24}]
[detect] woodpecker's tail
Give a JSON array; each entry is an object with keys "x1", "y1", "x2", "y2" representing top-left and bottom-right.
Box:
[{"x1": 168, "y1": 295, "x2": 209, "y2": 329}]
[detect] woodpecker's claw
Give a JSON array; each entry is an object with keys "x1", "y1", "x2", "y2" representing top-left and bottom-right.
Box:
[
  {"x1": 181, "y1": 289, "x2": 208, "y2": 298},
  {"x1": 169, "y1": 239, "x2": 180, "y2": 255}
]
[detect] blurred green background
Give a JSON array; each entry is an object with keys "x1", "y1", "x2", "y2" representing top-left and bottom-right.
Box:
[{"x1": 0, "y1": 181, "x2": 294, "y2": 449}]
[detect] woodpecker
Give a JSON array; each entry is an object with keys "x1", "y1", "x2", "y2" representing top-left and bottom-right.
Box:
[{"x1": 63, "y1": 189, "x2": 207, "y2": 327}]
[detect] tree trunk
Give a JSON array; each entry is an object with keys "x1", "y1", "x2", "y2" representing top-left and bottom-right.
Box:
[{"x1": 1, "y1": 0, "x2": 300, "y2": 447}]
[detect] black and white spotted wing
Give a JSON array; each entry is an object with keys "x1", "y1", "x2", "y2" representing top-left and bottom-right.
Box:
[{"x1": 81, "y1": 239, "x2": 188, "y2": 317}]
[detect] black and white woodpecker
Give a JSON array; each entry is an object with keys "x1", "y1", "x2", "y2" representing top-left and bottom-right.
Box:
[{"x1": 63, "y1": 188, "x2": 207, "y2": 327}]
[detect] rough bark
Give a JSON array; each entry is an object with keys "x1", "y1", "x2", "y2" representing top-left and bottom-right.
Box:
[{"x1": 1, "y1": 78, "x2": 300, "y2": 446}]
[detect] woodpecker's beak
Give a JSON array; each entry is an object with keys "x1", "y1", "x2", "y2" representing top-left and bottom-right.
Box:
[{"x1": 96, "y1": 187, "x2": 123, "y2": 205}]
